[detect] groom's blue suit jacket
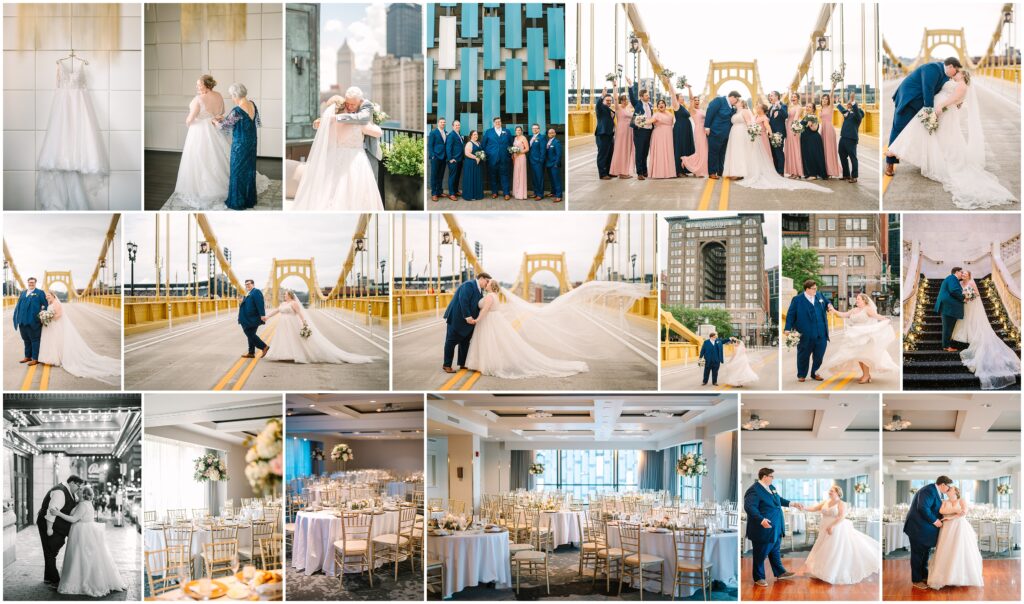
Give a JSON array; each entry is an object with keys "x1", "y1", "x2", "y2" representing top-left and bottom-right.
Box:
[
  {"x1": 699, "y1": 339, "x2": 725, "y2": 367},
  {"x1": 238, "y1": 289, "x2": 266, "y2": 329},
  {"x1": 704, "y1": 96, "x2": 735, "y2": 138},
  {"x1": 443, "y1": 280, "x2": 483, "y2": 338},
  {"x1": 744, "y1": 482, "x2": 790, "y2": 544},
  {"x1": 784, "y1": 292, "x2": 831, "y2": 341},
  {"x1": 903, "y1": 483, "x2": 943, "y2": 547},
  {"x1": 13, "y1": 289, "x2": 47, "y2": 329},
  {"x1": 893, "y1": 61, "x2": 949, "y2": 117},
  {"x1": 934, "y1": 274, "x2": 965, "y2": 319}
]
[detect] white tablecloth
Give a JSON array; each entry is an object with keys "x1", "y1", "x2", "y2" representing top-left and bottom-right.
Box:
[
  {"x1": 607, "y1": 525, "x2": 738, "y2": 596},
  {"x1": 144, "y1": 523, "x2": 254, "y2": 578},
  {"x1": 542, "y1": 510, "x2": 585, "y2": 547},
  {"x1": 883, "y1": 522, "x2": 910, "y2": 555},
  {"x1": 291, "y1": 510, "x2": 399, "y2": 576},
  {"x1": 865, "y1": 519, "x2": 882, "y2": 541},
  {"x1": 305, "y1": 485, "x2": 374, "y2": 505},
  {"x1": 427, "y1": 530, "x2": 511, "y2": 598},
  {"x1": 784, "y1": 511, "x2": 806, "y2": 534},
  {"x1": 976, "y1": 520, "x2": 1021, "y2": 552}
]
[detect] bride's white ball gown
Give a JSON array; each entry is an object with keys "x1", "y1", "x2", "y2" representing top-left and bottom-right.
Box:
[
  {"x1": 36, "y1": 300, "x2": 121, "y2": 385},
  {"x1": 953, "y1": 279, "x2": 1021, "y2": 389},
  {"x1": 717, "y1": 341, "x2": 759, "y2": 386},
  {"x1": 57, "y1": 501, "x2": 128, "y2": 597},
  {"x1": 801, "y1": 501, "x2": 880, "y2": 584},
  {"x1": 264, "y1": 301, "x2": 376, "y2": 364},
  {"x1": 888, "y1": 80, "x2": 1016, "y2": 209},
  {"x1": 927, "y1": 502, "x2": 984, "y2": 589},
  {"x1": 820, "y1": 308, "x2": 898, "y2": 377},
  {"x1": 722, "y1": 110, "x2": 830, "y2": 192}
]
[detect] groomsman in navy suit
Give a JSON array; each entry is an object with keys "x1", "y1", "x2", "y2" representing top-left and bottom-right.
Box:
[
  {"x1": 767, "y1": 91, "x2": 788, "y2": 175},
  {"x1": 836, "y1": 92, "x2": 864, "y2": 183},
  {"x1": 699, "y1": 332, "x2": 725, "y2": 386},
  {"x1": 544, "y1": 129, "x2": 563, "y2": 203},
  {"x1": 445, "y1": 119, "x2": 464, "y2": 200},
  {"x1": 784, "y1": 279, "x2": 834, "y2": 382},
  {"x1": 903, "y1": 476, "x2": 952, "y2": 589},
  {"x1": 428, "y1": 118, "x2": 448, "y2": 201},
  {"x1": 482, "y1": 117, "x2": 513, "y2": 199},
  {"x1": 744, "y1": 468, "x2": 803, "y2": 587},
  {"x1": 12, "y1": 277, "x2": 48, "y2": 365},
  {"x1": 528, "y1": 124, "x2": 546, "y2": 199},
  {"x1": 627, "y1": 77, "x2": 653, "y2": 179},
  {"x1": 594, "y1": 92, "x2": 615, "y2": 180}
]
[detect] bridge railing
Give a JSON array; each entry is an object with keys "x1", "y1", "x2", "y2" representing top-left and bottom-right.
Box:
[
  {"x1": 316, "y1": 296, "x2": 390, "y2": 321},
  {"x1": 125, "y1": 297, "x2": 240, "y2": 335},
  {"x1": 80, "y1": 295, "x2": 122, "y2": 309},
  {"x1": 393, "y1": 291, "x2": 455, "y2": 325}
]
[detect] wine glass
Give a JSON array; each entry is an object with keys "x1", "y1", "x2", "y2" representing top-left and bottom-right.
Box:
[
  {"x1": 230, "y1": 552, "x2": 240, "y2": 578},
  {"x1": 242, "y1": 564, "x2": 256, "y2": 594}
]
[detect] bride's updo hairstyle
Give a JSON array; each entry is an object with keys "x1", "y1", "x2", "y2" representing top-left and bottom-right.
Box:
[
  {"x1": 961, "y1": 70, "x2": 972, "y2": 85},
  {"x1": 200, "y1": 74, "x2": 217, "y2": 90},
  {"x1": 948, "y1": 485, "x2": 961, "y2": 499},
  {"x1": 830, "y1": 485, "x2": 843, "y2": 499},
  {"x1": 487, "y1": 280, "x2": 501, "y2": 294},
  {"x1": 80, "y1": 485, "x2": 94, "y2": 500}
]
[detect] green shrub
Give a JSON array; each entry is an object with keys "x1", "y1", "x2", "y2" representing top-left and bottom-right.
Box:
[{"x1": 383, "y1": 134, "x2": 424, "y2": 177}]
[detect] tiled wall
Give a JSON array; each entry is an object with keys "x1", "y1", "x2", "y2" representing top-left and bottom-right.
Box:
[
  {"x1": 143, "y1": 3, "x2": 282, "y2": 158},
  {"x1": 3, "y1": 3, "x2": 143, "y2": 210}
]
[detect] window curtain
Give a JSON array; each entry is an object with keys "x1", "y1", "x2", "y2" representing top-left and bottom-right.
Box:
[
  {"x1": 662, "y1": 446, "x2": 680, "y2": 497},
  {"x1": 974, "y1": 479, "x2": 990, "y2": 504},
  {"x1": 728, "y1": 432, "x2": 738, "y2": 504},
  {"x1": 638, "y1": 450, "x2": 663, "y2": 491},
  {"x1": 896, "y1": 480, "x2": 910, "y2": 504},
  {"x1": 510, "y1": 450, "x2": 532, "y2": 491},
  {"x1": 143, "y1": 435, "x2": 209, "y2": 518}
]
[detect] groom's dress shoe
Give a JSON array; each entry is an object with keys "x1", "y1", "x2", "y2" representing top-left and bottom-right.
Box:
[
  {"x1": 19, "y1": 357, "x2": 30, "y2": 363},
  {"x1": 797, "y1": 377, "x2": 806, "y2": 382},
  {"x1": 848, "y1": 178, "x2": 858, "y2": 183},
  {"x1": 912, "y1": 582, "x2": 929, "y2": 590},
  {"x1": 504, "y1": 195, "x2": 511, "y2": 200},
  {"x1": 637, "y1": 175, "x2": 646, "y2": 180},
  {"x1": 709, "y1": 174, "x2": 720, "y2": 180},
  {"x1": 27, "y1": 360, "x2": 38, "y2": 366},
  {"x1": 812, "y1": 374, "x2": 824, "y2": 381},
  {"x1": 776, "y1": 571, "x2": 796, "y2": 580},
  {"x1": 884, "y1": 166, "x2": 895, "y2": 177},
  {"x1": 491, "y1": 194, "x2": 498, "y2": 199},
  {"x1": 241, "y1": 353, "x2": 255, "y2": 358},
  {"x1": 261, "y1": 346, "x2": 270, "y2": 358},
  {"x1": 442, "y1": 366, "x2": 456, "y2": 374},
  {"x1": 754, "y1": 580, "x2": 768, "y2": 587},
  {"x1": 448, "y1": 195, "x2": 457, "y2": 201},
  {"x1": 431, "y1": 195, "x2": 439, "y2": 201}
]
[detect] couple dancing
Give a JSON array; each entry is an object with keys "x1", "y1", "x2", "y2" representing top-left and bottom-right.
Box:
[
  {"x1": 170, "y1": 75, "x2": 270, "y2": 210},
  {"x1": 38, "y1": 475, "x2": 127, "y2": 597},
  {"x1": 442, "y1": 273, "x2": 648, "y2": 379},
  {"x1": 886, "y1": 57, "x2": 1016, "y2": 209},
  {"x1": 784, "y1": 280, "x2": 897, "y2": 385},
  {"x1": 698, "y1": 332, "x2": 759, "y2": 387},
  {"x1": 236, "y1": 279, "x2": 376, "y2": 365},
  {"x1": 11, "y1": 277, "x2": 120, "y2": 385},
  {"x1": 904, "y1": 476, "x2": 983, "y2": 590},
  {"x1": 745, "y1": 468, "x2": 879, "y2": 587},
  {"x1": 292, "y1": 86, "x2": 384, "y2": 211},
  {"x1": 935, "y1": 267, "x2": 1020, "y2": 389}
]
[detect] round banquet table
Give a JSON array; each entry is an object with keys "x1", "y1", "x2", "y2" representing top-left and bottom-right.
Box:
[
  {"x1": 144, "y1": 522, "x2": 254, "y2": 578},
  {"x1": 607, "y1": 524, "x2": 738, "y2": 596},
  {"x1": 305, "y1": 485, "x2": 374, "y2": 505},
  {"x1": 291, "y1": 509, "x2": 399, "y2": 576},
  {"x1": 883, "y1": 522, "x2": 909, "y2": 555},
  {"x1": 427, "y1": 529, "x2": 511, "y2": 599},
  {"x1": 977, "y1": 520, "x2": 1021, "y2": 552},
  {"x1": 784, "y1": 510, "x2": 806, "y2": 534},
  {"x1": 542, "y1": 510, "x2": 586, "y2": 547}
]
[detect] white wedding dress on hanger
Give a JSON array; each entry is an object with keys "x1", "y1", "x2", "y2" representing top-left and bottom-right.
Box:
[{"x1": 36, "y1": 59, "x2": 109, "y2": 210}]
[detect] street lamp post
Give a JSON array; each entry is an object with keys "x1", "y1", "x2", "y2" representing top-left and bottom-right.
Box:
[
  {"x1": 126, "y1": 241, "x2": 138, "y2": 297},
  {"x1": 379, "y1": 260, "x2": 387, "y2": 296},
  {"x1": 630, "y1": 253, "x2": 637, "y2": 283},
  {"x1": 191, "y1": 263, "x2": 198, "y2": 299},
  {"x1": 224, "y1": 248, "x2": 233, "y2": 298}
]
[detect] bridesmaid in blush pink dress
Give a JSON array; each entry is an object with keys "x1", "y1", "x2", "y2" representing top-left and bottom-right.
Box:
[
  {"x1": 755, "y1": 103, "x2": 772, "y2": 158},
  {"x1": 819, "y1": 89, "x2": 842, "y2": 178},
  {"x1": 681, "y1": 96, "x2": 707, "y2": 177},
  {"x1": 511, "y1": 126, "x2": 529, "y2": 199},
  {"x1": 647, "y1": 100, "x2": 676, "y2": 179},
  {"x1": 609, "y1": 93, "x2": 635, "y2": 178},
  {"x1": 784, "y1": 92, "x2": 804, "y2": 178}
]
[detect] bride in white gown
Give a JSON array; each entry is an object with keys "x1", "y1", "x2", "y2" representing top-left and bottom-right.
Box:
[
  {"x1": 717, "y1": 339, "x2": 759, "y2": 387},
  {"x1": 37, "y1": 293, "x2": 121, "y2": 385},
  {"x1": 465, "y1": 280, "x2": 650, "y2": 379},
  {"x1": 888, "y1": 70, "x2": 1016, "y2": 209},
  {"x1": 52, "y1": 486, "x2": 128, "y2": 597},
  {"x1": 927, "y1": 485, "x2": 984, "y2": 589},
  {"x1": 821, "y1": 293, "x2": 898, "y2": 384},
  {"x1": 168, "y1": 75, "x2": 269, "y2": 209},
  {"x1": 952, "y1": 270, "x2": 1021, "y2": 389},
  {"x1": 723, "y1": 100, "x2": 830, "y2": 193},
  {"x1": 263, "y1": 291, "x2": 377, "y2": 364},
  {"x1": 801, "y1": 485, "x2": 880, "y2": 584},
  {"x1": 292, "y1": 97, "x2": 384, "y2": 211}
]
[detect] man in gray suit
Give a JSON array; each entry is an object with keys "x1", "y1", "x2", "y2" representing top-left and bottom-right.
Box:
[{"x1": 334, "y1": 86, "x2": 382, "y2": 175}]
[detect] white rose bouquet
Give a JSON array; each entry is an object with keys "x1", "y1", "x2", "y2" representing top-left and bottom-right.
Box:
[
  {"x1": 331, "y1": 443, "x2": 354, "y2": 462},
  {"x1": 244, "y1": 417, "x2": 283, "y2": 496},
  {"x1": 194, "y1": 453, "x2": 229, "y2": 482}
]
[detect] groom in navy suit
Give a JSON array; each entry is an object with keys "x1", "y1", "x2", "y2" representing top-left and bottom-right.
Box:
[
  {"x1": 442, "y1": 272, "x2": 491, "y2": 372},
  {"x1": 238, "y1": 279, "x2": 269, "y2": 358},
  {"x1": 934, "y1": 267, "x2": 965, "y2": 351},
  {"x1": 627, "y1": 77, "x2": 653, "y2": 179},
  {"x1": 784, "y1": 279, "x2": 834, "y2": 382},
  {"x1": 885, "y1": 57, "x2": 960, "y2": 176},
  {"x1": 744, "y1": 468, "x2": 803, "y2": 587},
  {"x1": 482, "y1": 118, "x2": 513, "y2": 199},
  {"x1": 12, "y1": 277, "x2": 48, "y2": 365},
  {"x1": 903, "y1": 476, "x2": 952, "y2": 589},
  {"x1": 699, "y1": 332, "x2": 725, "y2": 386},
  {"x1": 704, "y1": 91, "x2": 741, "y2": 178}
]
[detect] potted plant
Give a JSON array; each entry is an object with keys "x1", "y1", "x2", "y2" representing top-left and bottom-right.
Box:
[{"x1": 382, "y1": 134, "x2": 424, "y2": 211}]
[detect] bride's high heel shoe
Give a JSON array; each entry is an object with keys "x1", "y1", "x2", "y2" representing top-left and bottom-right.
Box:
[{"x1": 858, "y1": 376, "x2": 872, "y2": 384}]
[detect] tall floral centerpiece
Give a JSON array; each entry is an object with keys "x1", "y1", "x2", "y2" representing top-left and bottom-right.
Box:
[
  {"x1": 194, "y1": 453, "x2": 229, "y2": 483},
  {"x1": 676, "y1": 452, "x2": 708, "y2": 477},
  {"x1": 244, "y1": 418, "x2": 283, "y2": 497},
  {"x1": 529, "y1": 462, "x2": 545, "y2": 492},
  {"x1": 331, "y1": 443, "x2": 353, "y2": 471}
]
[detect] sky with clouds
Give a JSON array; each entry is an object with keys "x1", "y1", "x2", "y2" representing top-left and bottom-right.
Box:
[
  {"x1": 319, "y1": 3, "x2": 387, "y2": 92},
  {"x1": 883, "y1": 3, "x2": 1010, "y2": 61},
  {"x1": 4, "y1": 214, "x2": 119, "y2": 290},
  {"x1": 123, "y1": 213, "x2": 389, "y2": 292},
  {"x1": 658, "y1": 213, "x2": 780, "y2": 271}
]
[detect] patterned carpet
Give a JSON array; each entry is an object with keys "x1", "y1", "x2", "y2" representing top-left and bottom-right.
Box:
[
  {"x1": 431, "y1": 544, "x2": 737, "y2": 601},
  {"x1": 285, "y1": 545, "x2": 424, "y2": 601}
]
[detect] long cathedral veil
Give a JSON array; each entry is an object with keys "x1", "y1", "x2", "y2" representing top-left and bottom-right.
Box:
[{"x1": 961, "y1": 80, "x2": 986, "y2": 167}]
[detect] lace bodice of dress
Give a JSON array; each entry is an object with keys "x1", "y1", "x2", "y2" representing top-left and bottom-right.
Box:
[
  {"x1": 278, "y1": 302, "x2": 298, "y2": 315},
  {"x1": 935, "y1": 80, "x2": 961, "y2": 107},
  {"x1": 478, "y1": 292, "x2": 498, "y2": 308},
  {"x1": 846, "y1": 309, "x2": 875, "y2": 325},
  {"x1": 332, "y1": 119, "x2": 366, "y2": 149},
  {"x1": 941, "y1": 501, "x2": 963, "y2": 518},
  {"x1": 821, "y1": 502, "x2": 840, "y2": 517},
  {"x1": 194, "y1": 93, "x2": 224, "y2": 120},
  {"x1": 731, "y1": 111, "x2": 745, "y2": 125},
  {"x1": 76, "y1": 501, "x2": 96, "y2": 522},
  {"x1": 57, "y1": 62, "x2": 87, "y2": 89}
]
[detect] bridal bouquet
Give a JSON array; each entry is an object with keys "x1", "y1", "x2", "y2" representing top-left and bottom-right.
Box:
[
  {"x1": 633, "y1": 114, "x2": 649, "y2": 128},
  {"x1": 508, "y1": 145, "x2": 523, "y2": 156},
  {"x1": 371, "y1": 103, "x2": 389, "y2": 125},
  {"x1": 803, "y1": 114, "x2": 819, "y2": 128},
  {"x1": 529, "y1": 463, "x2": 545, "y2": 475},
  {"x1": 311, "y1": 447, "x2": 325, "y2": 462},
  {"x1": 38, "y1": 309, "x2": 56, "y2": 327},
  {"x1": 918, "y1": 107, "x2": 939, "y2": 135},
  {"x1": 746, "y1": 123, "x2": 763, "y2": 141},
  {"x1": 244, "y1": 417, "x2": 283, "y2": 496},
  {"x1": 790, "y1": 120, "x2": 805, "y2": 135},
  {"x1": 474, "y1": 150, "x2": 487, "y2": 162},
  {"x1": 299, "y1": 323, "x2": 312, "y2": 339},
  {"x1": 854, "y1": 482, "x2": 871, "y2": 495},
  {"x1": 997, "y1": 484, "x2": 1013, "y2": 496},
  {"x1": 963, "y1": 286, "x2": 978, "y2": 302},
  {"x1": 331, "y1": 443, "x2": 354, "y2": 462},
  {"x1": 769, "y1": 132, "x2": 784, "y2": 148},
  {"x1": 194, "y1": 453, "x2": 230, "y2": 482},
  {"x1": 698, "y1": 358, "x2": 705, "y2": 367},
  {"x1": 784, "y1": 331, "x2": 801, "y2": 350},
  {"x1": 677, "y1": 452, "x2": 707, "y2": 477}
]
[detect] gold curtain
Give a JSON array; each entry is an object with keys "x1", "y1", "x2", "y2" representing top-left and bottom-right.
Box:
[
  {"x1": 181, "y1": 3, "x2": 247, "y2": 44},
  {"x1": 16, "y1": 3, "x2": 121, "y2": 51}
]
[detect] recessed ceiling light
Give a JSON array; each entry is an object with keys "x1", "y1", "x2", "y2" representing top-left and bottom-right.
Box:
[
  {"x1": 370, "y1": 400, "x2": 376, "y2": 403},
  {"x1": 838, "y1": 403, "x2": 849, "y2": 407},
  {"x1": 829, "y1": 426, "x2": 839, "y2": 429},
  {"x1": 309, "y1": 404, "x2": 315, "y2": 407},
  {"x1": 981, "y1": 403, "x2": 992, "y2": 408},
  {"x1": 971, "y1": 426, "x2": 981, "y2": 430}
]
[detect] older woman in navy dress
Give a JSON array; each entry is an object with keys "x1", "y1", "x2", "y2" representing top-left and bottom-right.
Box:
[{"x1": 216, "y1": 83, "x2": 265, "y2": 210}]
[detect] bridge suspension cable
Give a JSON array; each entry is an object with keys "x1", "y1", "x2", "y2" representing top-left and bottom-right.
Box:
[
  {"x1": 2, "y1": 239, "x2": 26, "y2": 291},
  {"x1": 81, "y1": 214, "x2": 120, "y2": 297}
]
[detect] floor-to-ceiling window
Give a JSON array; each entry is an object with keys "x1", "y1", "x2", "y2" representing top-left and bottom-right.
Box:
[
  {"x1": 772, "y1": 478, "x2": 836, "y2": 506},
  {"x1": 910, "y1": 478, "x2": 977, "y2": 504},
  {"x1": 678, "y1": 442, "x2": 703, "y2": 503},
  {"x1": 143, "y1": 435, "x2": 210, "y2": 515},
  {"x1": 532, "y1": 449, "x2": 640, "y2": 499}
]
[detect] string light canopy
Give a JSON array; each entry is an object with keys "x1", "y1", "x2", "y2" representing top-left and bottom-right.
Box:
[{"x1": 742, "y1": 414, "x2": 770, "y2": 431}]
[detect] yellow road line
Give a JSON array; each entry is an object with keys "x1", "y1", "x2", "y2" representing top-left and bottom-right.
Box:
[
  {"x1": 833, "y1": 372, "x2": 858, "y2": 390},
  {"x1": 439, "y1": 368, "x2": 468, "y2": 391},
  {"x1": 718, "y1": 177, "x2": 730, "y2": 210},
  {"x1": 231, "y1": 322, "x2": 280, "y2": 391},
  {"x1": 815, "y1": 371, "x2": 851, "y2": 391},
  {"x1": 20, "y1": 363, "x2": 37, "y2": 391},
  {"x1": 696, "y1": 179, "x2": 716, "y2": 210},
  {"x1": 213, "y1": 318, "x2": 278, "y2": 391},
  {"x1": 459, "y1": 371, "x2": 483, "y2": 391},
  {"x1": 39, "y1": 364, "x2": 51, "y2": 391},
  {"x1": 882, "y1": 173, "x2": 892, "y2": 194}
]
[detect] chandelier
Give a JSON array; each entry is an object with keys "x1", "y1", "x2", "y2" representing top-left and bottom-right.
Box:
[
  {"x1": 526, "y1": 411, "x2": 553, "y2": 419},
  {"x1": 643, "y1": 410, "x2": 673, "y2": 418},
  {"x1": 883, "y1": 415, "x2": 912, "y2": 432},
  {"x1": 742, "y1": 414, "x2": 769, "y2": 431}
]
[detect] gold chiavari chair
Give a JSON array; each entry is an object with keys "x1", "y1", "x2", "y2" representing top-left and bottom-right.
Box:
[
  {"x1": 995, "y1": 521, "x2": 1013, "y2": 554},
  {"x1": 426, "y1": 554, "x2": 445, "y2": 597},
  {"x1": 592, "y1": 517, "x2": 624, "y2": 592},
  {"x1": 449, "y1": 499, "x2": 467, "y2": 516},
  {"x1": 210, "y1": 524, "x2": 239, "y2": 542},
  {"x1": 618, "y1": 521, "x2": 664, "y2": 597},
  {"x1": 259, "y1": 536, "x2": 282, "y2": 570},
  {"x1": 166, "y1": 509, "x2": 187, "y2": 523},
  {"x1": 507, "y1": 508, "x2": 536, "y2": 556},
  {"x1": 192, "y1": 508, "x2": 210, "y2": 521},
  {"x1": 334, "y1": 513, "x2": 374, "y2": 587},
  {"x1": 372, "y1": 506, "x2": 416, "y2": 580},
  {"x1": 971, "y1": 519, "x2": 993, "y2": 551},
  {"x1": 240, "y1": 520, "x2": 275, "y2": 565},
  {"x1": 525, "y1": 508, "x2": 554, "y2": 553},
  {"x1": 202, "y1": 539, "x2": 238, "y2": 579},
  {"x1": 163, "y1": 525, "x2": 195, "y2": 580},
  {"x1": 144, "y1": 510, "x2": 157, "y2": 523},
  {"x1": 576, "y1": 511, "x2": 599, "y2": 577},
  {"x1": 428, "y1": 497, "x2": 443, "y2": 510},
  {"x1": 145, "y1": 547, "x2": 189, "y2": 596},
  {"x1": 671, "y1": 526, "x2": 710, "y2": 601}
]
